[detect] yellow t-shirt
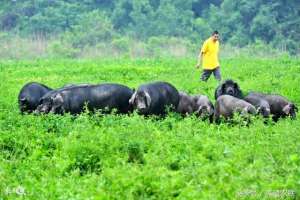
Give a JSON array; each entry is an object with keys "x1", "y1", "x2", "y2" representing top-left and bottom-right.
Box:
[{"x1": 200, "y1": 37, "x2": 220, "y2": 70}]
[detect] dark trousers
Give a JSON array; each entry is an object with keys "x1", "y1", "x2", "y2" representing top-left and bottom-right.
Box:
[{"x1": 201, "y1": 67, "x2": 221, "y2": 82}]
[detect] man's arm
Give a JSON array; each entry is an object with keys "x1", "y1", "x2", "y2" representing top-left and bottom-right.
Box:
[
  {"x1": 195, "y1": 41, "x2": 207, "y2": 69},
  {"x1": 195, "y1": 52, "x2": 204, "y2": 69}
]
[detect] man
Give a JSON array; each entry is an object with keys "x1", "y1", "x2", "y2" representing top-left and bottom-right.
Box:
[{"x1": 195, "y1": 31, "x2": 221, "y2": 82}]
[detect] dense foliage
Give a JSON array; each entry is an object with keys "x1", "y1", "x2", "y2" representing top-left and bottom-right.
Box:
[
  {"x1": 0, "y1": 58, "x2": 300, "y2": 199},
  {"x1": 0, "y1": 0, "x2": 299, "y2": 54}
]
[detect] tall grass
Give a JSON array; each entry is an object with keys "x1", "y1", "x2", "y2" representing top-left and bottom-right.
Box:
[
  {"x1": 0, "y1": 33, "x2": 294, "y2": 60},
  {"x1": 0, "y1": 58, "x2": 299, "y2": 199}
]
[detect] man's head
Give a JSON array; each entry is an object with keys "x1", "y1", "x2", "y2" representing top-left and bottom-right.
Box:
[{"x1": 212, "y1": 30, "x2": 219, "y2": 42}]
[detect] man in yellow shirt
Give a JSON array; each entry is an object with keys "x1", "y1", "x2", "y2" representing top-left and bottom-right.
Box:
[{"x1": 195, "y1": 31, "x2": 221, "y2": 82}]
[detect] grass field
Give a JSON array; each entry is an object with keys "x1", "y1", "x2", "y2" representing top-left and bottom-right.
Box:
[{"x1": 0, "y1": 58, "x2": 300, "y2": 199}]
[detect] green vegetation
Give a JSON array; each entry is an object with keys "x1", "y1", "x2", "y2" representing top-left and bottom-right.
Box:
[
  {"x1": 0, "y1": 58, "x2": 300, "y2": 199},
  {"x1": 0, "y1": 1, "x2": 299, "y2": 199},
  {"x1": 0, "y1": 0, "x2": 299, "y2": 58}
]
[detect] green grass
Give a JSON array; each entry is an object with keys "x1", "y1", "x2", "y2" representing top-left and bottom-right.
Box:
[{"x1": 0, "y1": 58, "x2": 300, "y2": 199}]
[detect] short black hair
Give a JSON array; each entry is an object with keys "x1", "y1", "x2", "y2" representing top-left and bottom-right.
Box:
[{"x1": 212, "y1": 30, "x2": 219, "y2": 35}]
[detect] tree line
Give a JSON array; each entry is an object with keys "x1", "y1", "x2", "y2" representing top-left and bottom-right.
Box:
[{"x1": 0, "y1": 0, "x2": 299, "y2": 54}]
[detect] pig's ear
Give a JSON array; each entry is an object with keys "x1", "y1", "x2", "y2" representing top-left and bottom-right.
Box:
[
  {"x1": 243, "y1": 106, "x2": 255, "y2": 114},
  {"x1": 145, "y1": 91, "x2": 151, "y2": 107},
  {"x1": 291, "y1": 103, "x2": 298, "y2": 112},
  {"x1": 234, "y1": 82, "x2": 239, "y2": 88},
  {"x1": 221, "y1": 83, "x2": 226, "y2": 92},
  {"x1": 209, "y1": 102, "x2": 214, "y2": 112},
  {"x1": 192, "y1": 96, "x2": 198, "y2": 103},
  {"x1": 129, "y1": 91, "x2": 137, "y2": 105},
  {"x1": 52, "y1": 93, "x2": 64, "y2": 104},
  {"x1": 38, "y1": 97, "x2": 44, "y2": 104},
  {"x1": 283, "y1": 104, "x2": 291, "y2": 115},
  {"x1": 208, "y1": 105, "x2": 214, "y2": 115},
  {"x1": 257, "y1": 106, "x2": 262, "y2": 113},
  {"x1": 195, "y1": 105, "x2": 202, "y2": 114},
  {"x1": 241, "y1": 107, "x2": 249, "y2": 115},
  {"x1": 20, "y1": 97, "x2": 27, "y2": 103}
]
